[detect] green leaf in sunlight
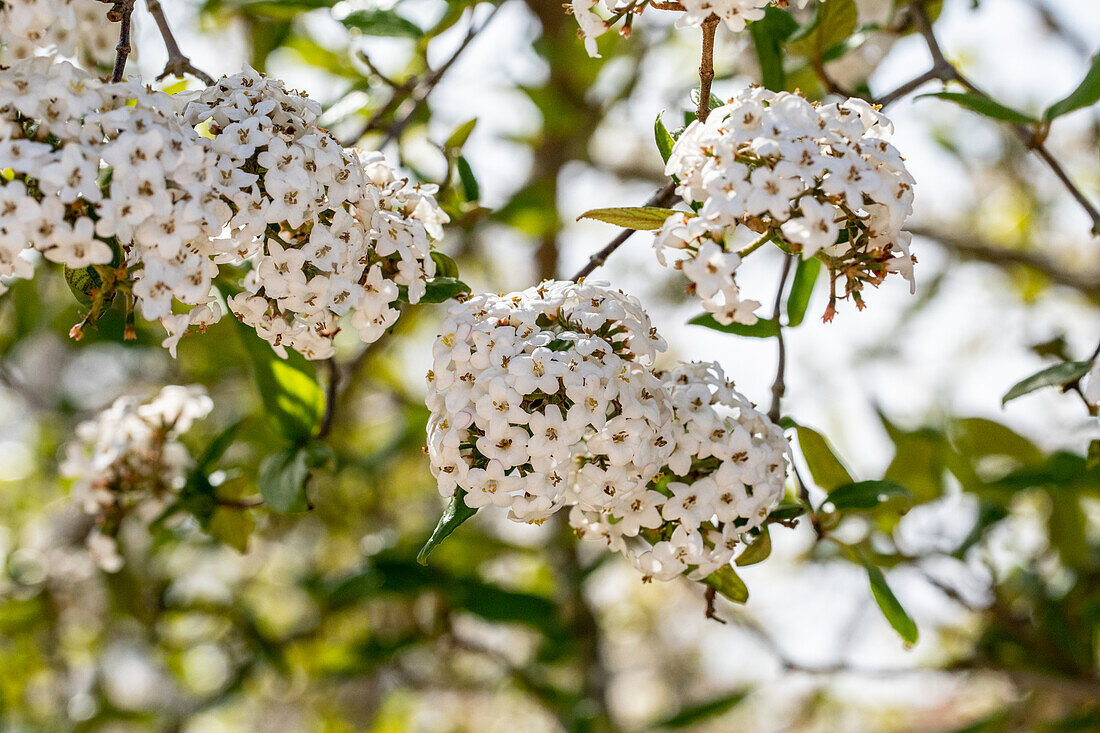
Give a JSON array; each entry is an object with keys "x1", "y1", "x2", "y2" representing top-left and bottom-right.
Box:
[
  {"x1": 825, "y1": 480, "x2": 912, "y2": 512},
  {"x1": 688, "y1": 313, "x2": 780, "y2": 338},
  {"x1": 1043, "y1": 54, "x2": 1100, "y2": 121},
  {"x1": 735, "y1": 527, "x2": 772, "y2": 567},
  {"x1": 702, "y1": 565, "x2": 748, "y2": 604},
  {"x1": 786, "y1": 256, "x2": 820, "y2": 327},
  {"x1": 654, "y1": 112, "x2": 675, "y2": 163},
  {"x1": 790, "y1": 422, "x2": 855, "y2": 491},
  {"x1": 341, "y1": 9, "x2": 423, "y2": 38},
  {"x1": 577, "y1": 206, "x2": 680, "y2": 231},
  {"x1": 654, "y1": 688, "x2": 751, "y2": 729}
]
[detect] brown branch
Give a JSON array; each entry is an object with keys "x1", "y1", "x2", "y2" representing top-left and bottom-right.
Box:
[
  {"x1": 696, "y1": 15, "x2": 720, "y2": 122},
  {"x1": 105, "y1": 0, "x2": 136, "y2": 83},
  {"x1": 146, "y1": 0, "x2": 216, "y2": 85},
  {"x1": 569, "y1": 182, "x2": 678, "y2": 281}
]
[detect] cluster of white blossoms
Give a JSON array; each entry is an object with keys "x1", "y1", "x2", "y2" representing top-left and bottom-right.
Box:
[
  {"x1": 0, "y1": 58, "x2": 449, "y2": 359},
  {"x1": 0, "y1": 0, "x2": 116, "y2": 68},
  {"x1": 425, "y1": 282, "x2": 789, "y2": 583},
  {"x1": 426, "y1": 280, "x2": 673, "y2": 523},
  {"x1": 0, "y1": 58, "x2": 231, "y2": 352},
  {"x1": 569, "y1": 0, "x2": 820, "y2": 57},
  {"x1": 181, "y1": 69, "x2": 448, "y2": 359},
  {"x1": 60, "y1": 385, "x2": 214, "y2": 571},
  {"x1": 655, "y1": 87, "x2": 916, "y2": 324},
  {"x1": 570, "y1": 361, "x2": 787, "y2": 580}
]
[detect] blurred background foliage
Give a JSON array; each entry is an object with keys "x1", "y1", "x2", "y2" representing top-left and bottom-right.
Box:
[{"x1": 0, "y1": 0, "x2": 1099, "y2": 730}]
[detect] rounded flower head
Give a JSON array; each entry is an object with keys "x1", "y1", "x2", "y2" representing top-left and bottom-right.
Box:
[
  {"x1": 425, "y1": 280, "x2": 674, "y2": 524},
  {"x1": 183, "y1": 69, "x2": 448, "y2": 359},
  {"x1": 656, "y1": 87, "x2": 916, "y2": 324},
  {"x1": 569, "y1": 361, "x2": 788, "y2": 582}
]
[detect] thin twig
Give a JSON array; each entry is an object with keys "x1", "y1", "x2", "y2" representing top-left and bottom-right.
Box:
[
  {"x1": 703, "y1": 585, "x2": 727, "y2": 623},
  {"x1": 767, "y1": 254, "x2": 795, "y2": 424},
  {"x1": 907, "y1": 0, "x2": 1100, "y2": 234},
  {"x1": 317, "y1": 357, "x2": 341, "y2": 439},
  {"x1": 146, "y1": 0, "x2": 216, "y2": 85},
  {"x1": 107, "y1": 0, "x2": 136, "y2": 83},
  {"x1": 874, "y1": 67, "x2": 942, "y2": 108},
  {"x1": 569, "y1": 182, "x2": 677, "y2": 281},
  {"x1": 344, "y1": 4, "x2": 503, "y2": 148}
]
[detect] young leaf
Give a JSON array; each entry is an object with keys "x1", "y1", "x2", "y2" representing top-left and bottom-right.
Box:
[
  {"x1": 444, "y1": 117, "x2": 478, "y2": 150},
  {"x1": 456, "y1": 155, "x2": 479, "y2": 201},
  {"x1": 791, "y1": 422, "x2": 855, "y2": 491},
  {"x1": 702, "y1": 565, "x2": 749, "y2": 603},
  {"x1": 578, "y1": 206, "x2": 680, "y2": 230},
  {"x1": 1001, "y1": 360, "x2": 1090, "y2": 405},
  {"x1": 688, "y1": 313, "x2": 780, "y2": 338},
  {"x1": 918, "y1": 91, "x2": 1038, "y2": 125},
  {"x1": 429, "y1": 251, "x2": 460, "y2": 279},
  {"x1": 689, "y1": 88, "x2": 725, "y2": 110},
  {"x1": 748, "y1": 7, "x2": 798, "y2": 91},
  {"x1": 735, "y1": 526, "x2": 772, "y2": 566},
  {"x1": 824, "y1": 480, "x2": 912, "y2": 512},
  {"x1": 786, "y1": 256, "x2": 820, "y2": 327},
  {"x1": 654, "y1": 689, "x2": 751, "y2": 729},
  {"x1": 654, "y1": 111, "x2": 675, "y2": 163},
  {"x1": 861, "y1": 555, "x2": 919, "y2": 645},
  {"x1": 231, "y1": 316, "x2": 325, "y2": 445},
  {"x1": 341, "y1": 9, "x2": 423, "y2": 38},
  {"x1": 1044, "y1": 54, "x2": 1100, "y2": 121},
  {"x1": 417, "y1": 489, "x2": 479, "y2": 564}
]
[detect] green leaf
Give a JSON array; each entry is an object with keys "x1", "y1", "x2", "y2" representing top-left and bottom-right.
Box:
[
  {"x1": 258, "y1": 442, "x2": 331, "y2": 513},
  {"x1": 825, "y1": 480, "x2": 912, "y2": 512},
  {"x1": 654, "y1": 112, "x2": 675, "y2": 164},
  {"x1": 918, "y1": 91, "x2": 1038, "y2": 125},
  {"x1": 230, "y1": 314, "x2": 325, "y2": 444},
  {"x1": 654, "y1": 688, "x2": 751, "y2": 729},
  {"x1": 419, "y1": 277, "x2": 470, "y2": 304},
  {"x1": 735, "y1": 527, "x2": 772, "y2": 567},
  {"x1": 748, "y1": 7, "x2": 798, "y2": 91},
  {"x1": 64, "y1": 265, "x2": 105, "y2": 306},
  {"x1": 444, "y1": 117, "x2": 478, "y2": 150},
  {"x1": 341, "y1": 8, "x2": 422, "y2": 38},
  {"x1": 688, "y1": 313, "x2": 780, "y2": 338},
  {"x1": 1001, "y1": 360, "x2": 1091, "y2": 405},
  {"x1": 861, "y1": 555, "x2": 918, "y2": 645},
  {"x1": 577, "y1": 206, "x2": 680, "y2": 231},
  {"x1": 786, "y1": 256, "x2": 820, "y2": 327},
  {"x1": 429, "y1": 251, "x2": 460, "y2": 279},
  {"x1": 1048, "y1": 493, "x2": 1088, "y2": 569},
  {"x1": 792, "y1": 423, "x2": 854, "y2": 491},
  {"x1": 702, "y1": 565, "x2": 748, "y2": 604},
  {"x1": 417, "y1": 489, "x2": 479, "y2": 564},
  {"x1": 947, "y1": 417, "x2": 1042, "y2": 466},
  {"x1": 1044, "y1": 54, "x2": 1100, "y2": 121},
  {"x1": 788, "y1": 0, "x2": 858, "y2": 62},
  {"x1": 456, "y1": 155, "x2": 479, "y2": 201}
]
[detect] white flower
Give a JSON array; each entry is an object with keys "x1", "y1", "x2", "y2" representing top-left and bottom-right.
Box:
[{"x1": 656, "y1": 87, "x2": 916, "y2": 322}]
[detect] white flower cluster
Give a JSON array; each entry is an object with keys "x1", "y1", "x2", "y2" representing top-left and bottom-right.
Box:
[
  {"x1": 60, "y1": 385, "x2": 214, "y2": 571},
  {"x1": 570, "y1": 361, "x2": 787, "y2": 581},
  {"x1": 181, "y1": 69, "x2": 448, "y2": 359},
  {"x1": 570, "y1": 0, "x2": 821, "y2": 57},
  {"x1": 0, "y1": 0, "x2": 116, "y2": 68},
  {"x1": 0, "y1": 58, "x2": 230, "y2": 352},
  {"x1": 426, "y1": 280, "x2": 673, "y2": 523},
  {"x1": 655, "y1": 87, "x2": 916, "y2": 324},
  {"x1": 1085, "y1": 360, "x2": 1100, "y2": 409},
  {"x1": 425, "y1": 283, "x2": 789, "y2": 583},
  {"x1": 0, "y1": 60, "x2": 449, "y2": 359}
]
